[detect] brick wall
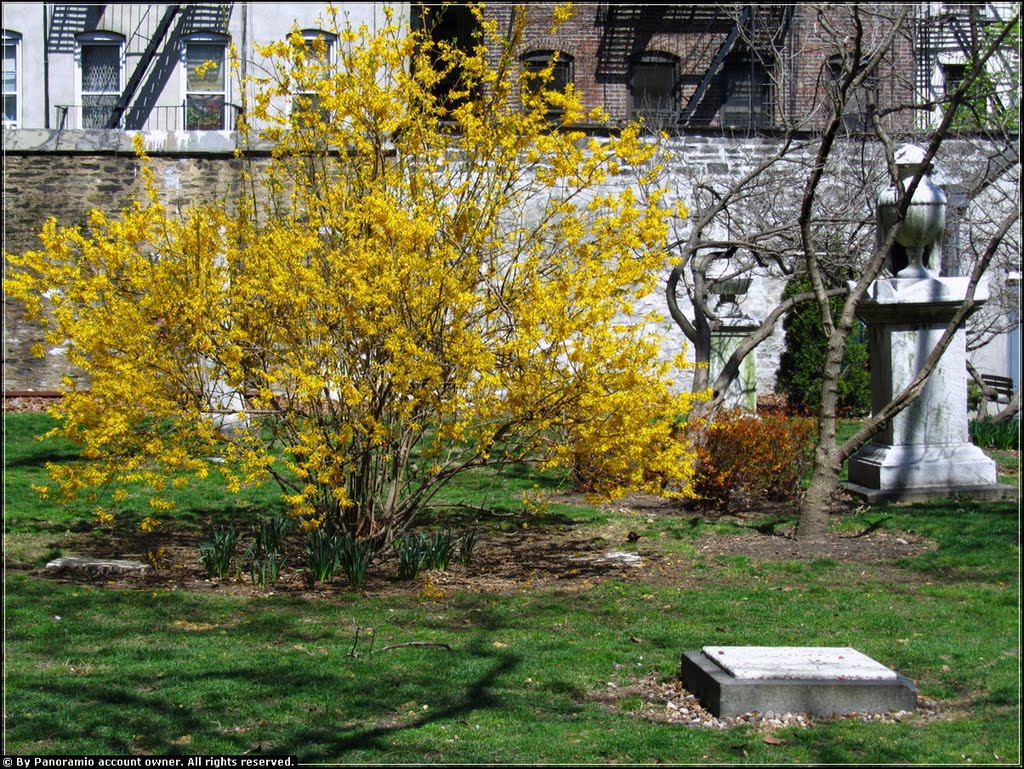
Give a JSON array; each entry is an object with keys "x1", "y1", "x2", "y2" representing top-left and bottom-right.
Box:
[{"x1": 481, "y1": 3, "x2": 916, "y2": 131}]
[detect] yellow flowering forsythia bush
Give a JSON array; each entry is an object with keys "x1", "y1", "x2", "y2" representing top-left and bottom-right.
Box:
[
  {"x1": 5, "y1": 6, "x2": 703, "y2": 543},
  {"x1": 684, "y1": 409, "x2": 818, "y2": 508}
]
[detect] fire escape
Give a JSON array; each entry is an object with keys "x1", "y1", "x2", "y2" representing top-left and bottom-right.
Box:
[
  {"x1": 49, "y1": 3, "x2": 234, "y2": 129},
  {"x1": 106, "y1": 5, "x2": 181, "y2": 128},
  {"x1": 595, "y1": 4, "x2": 793, "y2": 128},
  {"x1": 916, "y1": 2, "x2": 1015, "y2": 124}
]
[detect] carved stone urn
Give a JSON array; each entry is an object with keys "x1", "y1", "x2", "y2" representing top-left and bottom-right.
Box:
[{"x1": 877, "y1": 144, "x2": 947, "y2": 279}]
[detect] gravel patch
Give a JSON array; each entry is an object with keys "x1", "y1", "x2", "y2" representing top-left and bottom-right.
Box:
[{"x1": 589, "y1": 672, "x2": 945, "y2": 730}]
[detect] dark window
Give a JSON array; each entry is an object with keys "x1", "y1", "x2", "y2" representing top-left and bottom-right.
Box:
[
  {"x1": 521, "y1": 50, "x2": 573, "y2": 117},
  {"x1": 828, "y1": 54, "x2": 876, "y2": 131},
  {"x1": 630, "y1": 52, "x2": 678, "y2": 121},
  {"x1": 414, "y1": 3, "x2": 481, "y2": 110},
  {"x1": 943, "y1": 62, "x2": 968, "y2": 97},
  {"x1": 721, "y1": 56, "x2": 771, "y2": 128}
]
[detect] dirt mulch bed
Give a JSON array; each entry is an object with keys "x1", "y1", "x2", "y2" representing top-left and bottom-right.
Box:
[
  {"x1": 9, "y1": 391, "x2": 936, "y2": 595},
  {"x1": 4, "y1": 393, "x2": 62, "y2": 413},
  {"x1": 28, "y1": 496, "x2": 935, "y2": 601}
]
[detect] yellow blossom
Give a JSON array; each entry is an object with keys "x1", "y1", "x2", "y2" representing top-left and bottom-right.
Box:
[{"x1": 5, "y1": 7, "x2": 701, "y2": 542}]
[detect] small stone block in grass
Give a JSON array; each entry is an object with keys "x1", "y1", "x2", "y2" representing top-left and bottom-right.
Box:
[
  {"x1": 681, "y1": 646, "x2": 917, "y2": 718},
  {"x1": 45, "y1": 557, "x2": 152, "y2": 578}
]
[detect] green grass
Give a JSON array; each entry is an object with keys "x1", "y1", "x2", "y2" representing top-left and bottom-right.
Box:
[{"x1": 4, "y1": 412, "x2": 1020, "y2": 763}]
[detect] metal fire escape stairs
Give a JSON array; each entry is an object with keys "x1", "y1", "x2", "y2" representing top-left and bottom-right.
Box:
[
  {"x1": 918, "y1": 4, "x2": 1009, "y2": 122},
  {"x1": 946, "y1": 7, "x2": 1011, "y2": 114},
  {"x1": 677, "y1": 5, "x2": 753, "y2": 126},
  {"x1": 106, "y1": 4, "x2": 181, "y2": 128},
  {"x1": 595, "y1": 4, "x2": 644, "y2": 80}
]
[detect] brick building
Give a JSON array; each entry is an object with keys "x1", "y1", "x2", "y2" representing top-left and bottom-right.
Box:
[
  {"x1": 473, "y1": 3, "x2": 915, "y2": 132},
  {"x1": 3, "y1": 3, "x2": 1016, "y2": 133}
]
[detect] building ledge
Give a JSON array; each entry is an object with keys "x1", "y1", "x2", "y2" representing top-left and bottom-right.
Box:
[{"x1": 2, "y1": 128, "x2": 275, "y2": 156}]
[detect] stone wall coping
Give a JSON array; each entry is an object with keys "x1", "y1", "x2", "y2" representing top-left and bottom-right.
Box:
[
  {"x1": 2, "y1": 129, "x2": 273, "y2": 156},
  {"x1": 5, "y1": 127, "x2": 969, "y2": 157}
]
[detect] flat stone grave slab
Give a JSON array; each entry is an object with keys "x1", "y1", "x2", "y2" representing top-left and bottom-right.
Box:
[
  {"x1": 45, "y1": 557, "x2": 152, "y2": 578},
  {"x1": 681, "y1": 646, "x2": 917, "y2": 717}
]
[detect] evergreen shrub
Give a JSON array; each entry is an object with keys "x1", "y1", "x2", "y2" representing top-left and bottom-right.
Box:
[{"x1": 775, "y1": 277, "x2": 870, "y2": 416}]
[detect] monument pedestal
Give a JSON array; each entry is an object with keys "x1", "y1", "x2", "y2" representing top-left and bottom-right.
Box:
[
  {"x1": 710, "y1": 317, "x2": 758, "y2": 412},
  {"x1": 844, "y1": 277, "x2": 1013, "y2": 502}
]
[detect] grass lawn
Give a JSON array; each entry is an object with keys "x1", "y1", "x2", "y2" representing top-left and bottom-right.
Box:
[{"x1": 3, "y1": 411, "x2": 1020, "y2": 763}]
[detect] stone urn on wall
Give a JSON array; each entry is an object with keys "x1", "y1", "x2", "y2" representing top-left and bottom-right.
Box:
[
  {"x1": 876, "y1": 144, "x2": 946, "y2": 278},
  {"x1": 708, "y1": 273, "x2": 758, "y2": 412}
]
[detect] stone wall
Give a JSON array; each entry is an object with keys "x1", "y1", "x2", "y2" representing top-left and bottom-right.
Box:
[
  {"x1": 3, "y1": 131, "x2": 263, "y2": 391},
  {"x1": 3, "y1": 129, "x2": 1018, "y2": 395}
]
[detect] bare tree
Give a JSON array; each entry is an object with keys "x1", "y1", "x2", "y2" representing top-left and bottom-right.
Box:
[
  {"x1": 664, "y1": 4, "x2": 900, "y2": 412},
  {"x1": 794, "y1": 4, "x2": 1020, "y2": 539},
  {"x1": 658, "y1": 4, "x2": 1019, "y2": 538}
]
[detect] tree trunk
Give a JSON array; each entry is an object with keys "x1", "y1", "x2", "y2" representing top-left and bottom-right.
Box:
[
  {"x1": 993, "y1": 389, "x2": 1021, "y2": 423},
  {"x1": 666, "y1": 263, "x2": 712, "y2": 397},
  {"x1": 796, "y1": 331, "x2": 846, "y2": 540}
]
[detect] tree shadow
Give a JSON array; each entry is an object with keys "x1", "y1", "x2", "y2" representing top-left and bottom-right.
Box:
[
  {"x1": 284, "y1": 640, "x2": 521, "y2": 758},
  {"x1": 10, "y1": 636, "x2": 523, "y2": 759}
]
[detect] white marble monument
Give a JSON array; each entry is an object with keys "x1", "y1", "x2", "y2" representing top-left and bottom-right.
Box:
[
  {"x1": 681, "y1": 646, "x2": 917, "y2": 717},
  {"x1": 845, "y1": 145, "x2": 1007, "y2": 502}
]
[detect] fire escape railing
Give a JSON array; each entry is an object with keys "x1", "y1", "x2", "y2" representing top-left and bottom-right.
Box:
[
  {"x1": 678, "y1": 6, "x2": 752, "y2": 126},
  {"x1": 107, "y1": 4, "x2": 181, "y2": 128}
]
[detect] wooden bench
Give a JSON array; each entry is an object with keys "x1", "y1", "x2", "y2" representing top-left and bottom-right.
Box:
[{"x1": 980, "y1": 374, "x2": 1015, "y2": 405}]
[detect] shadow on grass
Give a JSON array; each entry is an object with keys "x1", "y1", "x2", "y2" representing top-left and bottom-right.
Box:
[
  {"x1": 4, "y1": 448, "x2": 85, "y2": 469},
  {"x1": 10, "y1": 636, "x2": 522, "y2": 759},
  {"x1": 878, "y1": 498, "x2": 1019, "y2": 581},
  {"x1": 284, "y1": 641, "x2": 521, "y2": 758},
  {"x1": 6, "y1": 573, "x2": 536, "y2": 757}
]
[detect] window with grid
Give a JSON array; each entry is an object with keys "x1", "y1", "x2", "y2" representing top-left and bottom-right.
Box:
[
  {"x1": 3, "y1": 31, "x2": 20, "y2": 128},
  {"x1": 721, "y1": 56, "x2": 771, "y2": 128},
  {"x1": 292, "y1": 30, "x2": 336, "y2": 128},
  {"x1": 80, "y1": 35, "x2": 123, "y2": 128},
  {"x1": 629, "y1": 52, "x2": 678, "y2": 121},
  {"x1": 185, "y1": 36, "x2": 228, "y2": 130},
  {"x1": 521, "y1": 50, "x2": 574, "y2": 118}
]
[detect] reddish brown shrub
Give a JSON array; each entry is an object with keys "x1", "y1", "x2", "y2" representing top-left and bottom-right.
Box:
[{"x1": 684, "y1": 408, "x2": 817, "y2": 508}]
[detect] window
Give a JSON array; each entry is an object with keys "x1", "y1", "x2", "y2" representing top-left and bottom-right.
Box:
[
  {"x1": 184, "y1": 35, "x2": 228, "y2": 130},
  {"x1": 943, "y1": 60, "x2": 991, "y2": 127},
  {"x1": 630, "y1": 52, "x2": 678, "y2": 121},
  {"x1": 720, "y1": 56, "x2": 771, "y2": 128},
  {"x1": 3, "y1": 30, "x2": 20, "y2": 128},
  {"x1": 79, "y1": 33, "x2": 124, "y2": 128},
  {"x1": 414, "y1": 3, "x2": 481, "y2": 110},
  {"x1": 521, "y1": 50, "x2": 574, "y2": 118},
  {"x1": 942, "y1": 62, "x2": 968, "y2": 97},
  {"x1": 292, "y1": 29, "x2": 336, "y2": 127},
  {"x1": 828, "y1": 54, "x2": 876, "y2": 131}
]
